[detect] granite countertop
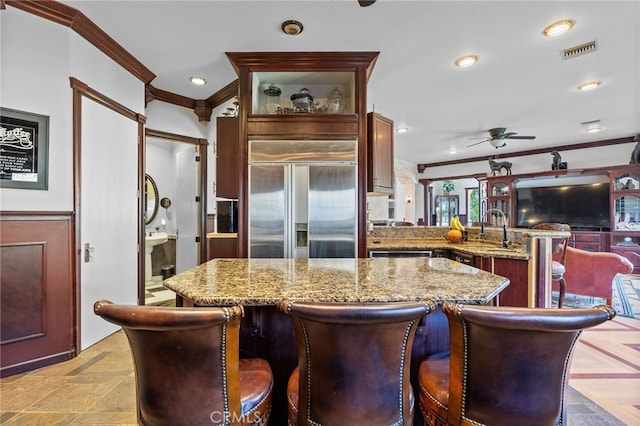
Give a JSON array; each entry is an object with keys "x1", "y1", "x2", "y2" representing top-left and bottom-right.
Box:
[
  {"x1": 163, "y1": 257, "x2": 510, "y2": 306},
  {"x1": 367, "y1": 238, "x2": 530, "y2": 260},
  {"x1": 366, "y1": 228, "x2": 571, "y2": 260},
  {"x1": 206, "y1": 232, "x2": 238, "y2": 238}
]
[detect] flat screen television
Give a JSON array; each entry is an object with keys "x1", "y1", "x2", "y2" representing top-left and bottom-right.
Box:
[{"x1": 515, "y1": 183, "x2": 610, "y2": 230}]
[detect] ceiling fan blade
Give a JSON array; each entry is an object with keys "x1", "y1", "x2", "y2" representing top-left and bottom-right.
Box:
[
  {"x1": 505, "y1": 135, "x2": 536, "y2": 140},
  {"x1": 358, "y1": 0, "x2": 376, "y2": 6},
  {"x1": 502, "y1": 132, "x2": 517, "y2": 138},
  {"x1": 467, "y1": 139, "x2": 490, "y2": 147}
]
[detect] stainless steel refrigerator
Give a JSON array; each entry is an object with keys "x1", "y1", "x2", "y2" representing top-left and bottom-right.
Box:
[{"x1": 248, "y1": 140, "x2": 357, "y2": 258}]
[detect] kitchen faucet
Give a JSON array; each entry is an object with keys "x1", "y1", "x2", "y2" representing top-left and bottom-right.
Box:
[{"x1": 482, "y1": 208, "x2": 509, "y2": 248}]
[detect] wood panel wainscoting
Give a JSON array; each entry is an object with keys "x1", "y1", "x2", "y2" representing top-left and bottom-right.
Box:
[{"x1": 0, "y1": 212, "x2": 75, "y2": 377}]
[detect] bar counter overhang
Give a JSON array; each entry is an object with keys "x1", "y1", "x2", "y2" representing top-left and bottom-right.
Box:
[{"x1": 164, "y1": 257, "x2": 510, "y2": 425}]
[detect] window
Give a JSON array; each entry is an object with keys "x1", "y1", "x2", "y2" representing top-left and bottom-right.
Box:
[{"x1": 466, "y1": 187, "x2": 480, "y2": 224}]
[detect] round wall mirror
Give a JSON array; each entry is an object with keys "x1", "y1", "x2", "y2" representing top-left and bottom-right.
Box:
[{"x1": 145, "y1": 174, "x2": 159, "y2": 225}]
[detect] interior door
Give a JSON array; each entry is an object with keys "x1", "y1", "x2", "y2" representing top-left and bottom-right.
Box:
[
  {"x1": 175, "y1": 145, "x2": 199, "y2": 273},
  {"x1": 80, "y1": 99, "x2": 138, "y2": 350}
]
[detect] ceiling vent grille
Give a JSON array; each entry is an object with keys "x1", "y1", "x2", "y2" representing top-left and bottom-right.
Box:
[{"x1": 562, "y1": 40, "x2": 598, "y2": 60}]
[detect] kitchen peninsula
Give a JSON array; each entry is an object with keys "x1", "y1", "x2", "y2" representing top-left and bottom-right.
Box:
[
  {"x1": 164, "y1": 257, "x2": 509, "y2": 425},
  {"x1": 367, "y1": 225, "x2": 571, "y2": 308}
]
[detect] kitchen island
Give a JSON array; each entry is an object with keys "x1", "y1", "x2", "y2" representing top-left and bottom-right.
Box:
[
  {"x1": 164, "y1": 257, "x2": 509, "y2": 306},
  {"x1": 164, "y1": 257, "x2": 509, "y2": 425}
]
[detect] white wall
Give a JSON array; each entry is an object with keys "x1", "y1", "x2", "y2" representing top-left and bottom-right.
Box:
[
  {"x1": 144, "y1": 100, "x2": 234, "y2": 217},
  {"x1": 1, "y1": 10, "x2": 73, "y2": 210},
  {"x1": 146, "y1": 140, "x2": 177, "y2": 233},
  {"x1": 0, "y1": 8, "x2": 145, "y2": 211}
]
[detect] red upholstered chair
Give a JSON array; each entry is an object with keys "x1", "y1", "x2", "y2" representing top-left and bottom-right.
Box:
[
  {"x1": 279, "y1": 300, "x2": 437, "y2": 426},
  {"x1": 557, "y1": 245, "x2": 634, "y2": 305},
  {"x1": 418, "y1": 302, "x2": 616, "y2": 426},
  {"x1": 93, "y1": 300, "x2": 273, "y2": 426}
]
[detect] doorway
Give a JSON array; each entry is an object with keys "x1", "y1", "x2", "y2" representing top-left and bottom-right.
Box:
[
  {"x1": 144, "y1": 129, "x2": 208, "y2": 305},
  {"x1": 71, "y1": 78, "x2": 144, "y2": 351}
]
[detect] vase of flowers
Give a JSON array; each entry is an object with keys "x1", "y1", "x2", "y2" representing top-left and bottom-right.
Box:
[{"x1": 442, "y1": 180, "x2": 454, "y2": 195}]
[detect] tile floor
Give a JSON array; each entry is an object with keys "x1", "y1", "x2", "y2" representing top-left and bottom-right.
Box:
[{"x1": 144, "y1": 276, "x2": 176, "y2": 306}]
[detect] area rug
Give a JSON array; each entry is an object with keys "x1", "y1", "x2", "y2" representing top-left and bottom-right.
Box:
[{"x1": 551, "y1": 275, "x2": 635, "y2": 318}]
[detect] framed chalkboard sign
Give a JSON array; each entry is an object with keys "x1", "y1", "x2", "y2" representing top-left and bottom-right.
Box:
[{"x1": 0, "y1": 108, "x2": 49, "y2": 190}]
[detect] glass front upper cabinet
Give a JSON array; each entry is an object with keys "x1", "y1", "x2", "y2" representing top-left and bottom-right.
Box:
[
  {"x1": 614, "y1": 172, "x2": 640, "y2": 191},
  {"x1": 614, "y1": 195, "x2": 640, "y2": 231},
  {"x1": 251, "y1": 71, "x2": 355, "y2": 115},
  {"x1": 490, "y1": 182, "x2": 509, "y2": 197}
]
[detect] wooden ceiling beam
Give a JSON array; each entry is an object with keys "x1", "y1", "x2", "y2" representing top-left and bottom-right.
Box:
[{"x1": 417, "y1": 136, "x2": 635, "y2": 173}]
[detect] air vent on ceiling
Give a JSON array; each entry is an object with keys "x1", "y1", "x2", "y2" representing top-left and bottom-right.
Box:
[{"x1": 562, "y1": 40, "x2": 598, "y2": 60}]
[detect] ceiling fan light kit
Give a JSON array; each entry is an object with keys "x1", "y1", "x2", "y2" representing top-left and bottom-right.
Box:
[
  {"x1": 467, "y1": 127, "x2": 536, "y2": 149},
  {"x1": 490, "y1": 138, "x2": 507, "y2": 148}
]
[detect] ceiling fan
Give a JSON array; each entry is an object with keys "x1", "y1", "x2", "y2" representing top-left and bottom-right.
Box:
[{"x1": 467, "y1": 127, "x2": 536, "y2": 149}]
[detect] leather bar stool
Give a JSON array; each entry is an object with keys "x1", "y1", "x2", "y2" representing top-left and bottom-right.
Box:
[
  {"x1": 533, "y1": 223, "x2": 571, "y2": 308},
  {"x1": 418, "y1": 302, "x2": 616, "y2": 426},
  {"x1": 94, "y1": 300, "x2": 273, "y2": 426},
  {"x1": 279, "y1": 299, "x2": 437, "y2": 426}
]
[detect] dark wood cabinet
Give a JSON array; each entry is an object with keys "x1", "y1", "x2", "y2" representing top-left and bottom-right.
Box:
[
  {"x1": 570, "y1": 231, "x2": 608, "y2": 252},
  {"x1": 450, "y1": 249, "x2": 474, "y2": 265},
  {"x1": 476, "y1": 255, "x2": 529, "y2": 307},
  {"x1": 215, "y1": 116, "x2": 239, "y2": 199},
  {"x1": 486, "y1": 177, "x2": 513, "y2": 225},
  {"x1": 367, "y1": 112, "x2": 394, "y2": 194},
  {"x1": 207, "y1": 236, "x2": 238, "y2": 260},
  {"x1": 611, "y1": 244, "x2": 640, "y2": 273},
  {"x1": 224, "y1": 52, "x2": 380, "y2": 257},
  {"x1": 610, "y1": 166, "x2": 640, "y2": 268}
]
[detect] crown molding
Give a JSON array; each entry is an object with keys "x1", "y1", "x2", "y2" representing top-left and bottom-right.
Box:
[{"x1": 206, "y1": 80, "x2": 238, "y2": 108}]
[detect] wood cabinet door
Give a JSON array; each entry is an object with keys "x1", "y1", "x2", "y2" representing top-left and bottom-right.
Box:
[
  {"x1": 493, "y1": 257, "x2": 529, "y2": 307},
  {"x1": 216, "y1": 117, "x2": 239, "y2": 199},
  {"x1": 367, "y1": 112, "x2": 394, "y2": 193},
  {"x1": 208, "y1": 237, "x2": 238, "y2": 259}
]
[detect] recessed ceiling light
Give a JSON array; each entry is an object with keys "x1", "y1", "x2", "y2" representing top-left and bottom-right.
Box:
[
  {"x1": 396, "y1": 127, "x2": 409, "y2": 133},
  {"x1": 585, "y1": 127, "x2": 602, "y2": 133},
  {"x1": 189, "y1": 75, "x2": 207, "y2": 86},
  {"x1": 455, "y1": 55, "x2": 478, "y2": 68},
  {"x1": 449, "y1": 148, "x2": 457, "y2": 155},
  {"x1": 281, "y1": 20, "x2": 303, "y2": 35},
  {"x1": 577, "y1": 81, "x2": 601, "y2": 91},
  {"x1": 543, "y1": 20, "x2": 574, "y2": 37}
]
